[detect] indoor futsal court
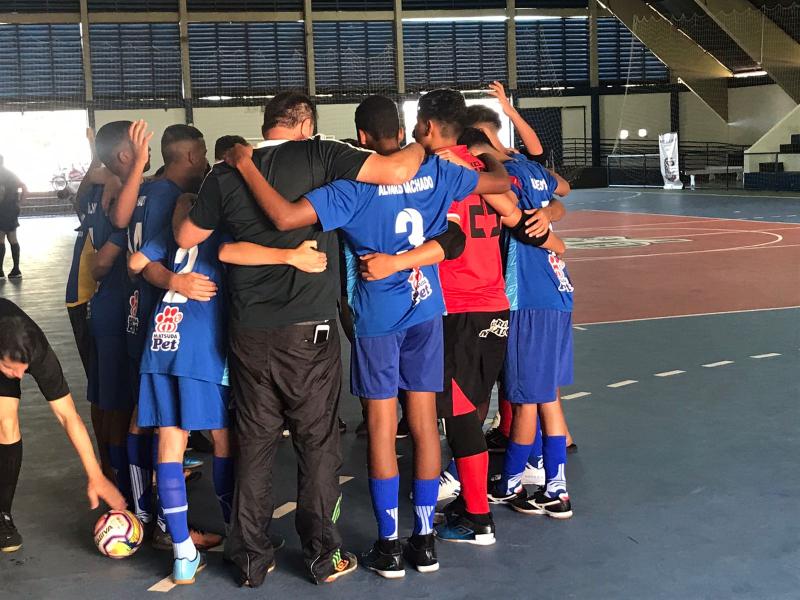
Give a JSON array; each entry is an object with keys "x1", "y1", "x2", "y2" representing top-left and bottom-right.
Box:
[{"x1": 1, "y1": 1, "x2": 800, "y2": 599}]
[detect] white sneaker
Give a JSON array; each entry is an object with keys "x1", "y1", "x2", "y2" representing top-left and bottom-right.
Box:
[
  {"x1": 521, "y1": 462, "x2": 545, "y2": 487},
  {"x1": 437, "y1": 471, "x2": 461, "y2": 502}
]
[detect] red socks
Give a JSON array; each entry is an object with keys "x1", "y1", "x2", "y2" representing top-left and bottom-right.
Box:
[{"x1": 455, "y1": 451, "x2": 490, "y2": 515}]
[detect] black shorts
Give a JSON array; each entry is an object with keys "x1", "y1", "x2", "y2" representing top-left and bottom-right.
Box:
[{"x1": 436, "y1": 310, "x2": 510, "y2": 419}]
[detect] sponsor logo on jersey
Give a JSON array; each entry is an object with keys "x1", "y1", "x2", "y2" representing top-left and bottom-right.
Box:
[
  {"x1": 126, "y1": 290, "x2": 139, "y2": 335},
  {"x1": 408, "y1": 267, "x2": 433, "y2": 306},
  {"x1": 529, "y1": 177, "x2": 549, "y2": 191},
  {"x1": 136, "y1": 195, "x2": 146, "y2": 207},
  {"x1": 563, "y1": 235, "x2": 691, "y2": 250},
  {"x1": 378, "y1": 175, "x2": 435, "y2": 197},
  {"x1": 479, "y1": 318, "x2": 508, "y2": 338},
  {"x1": 547, "y1": 252, "x2": 574, "y2": 293},
  {"x1": 151, "y1": 306, "x2": 183, "y2": 352}
]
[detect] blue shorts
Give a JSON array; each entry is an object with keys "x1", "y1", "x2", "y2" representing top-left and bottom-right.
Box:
[
  {"x1": 88, "y1": 335, "x2": 134, "y2": 412},
  {"x1": 351, "y1": 317, "x2": 444, "y2": 400},
  {"x1": 503, "y1": 309, "x2": 573, "y2": 404},
  {"x1": 137, "y1": 373, "x2": 230, "y2": 431}
]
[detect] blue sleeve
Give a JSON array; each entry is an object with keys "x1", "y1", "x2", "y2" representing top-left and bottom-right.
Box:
[
  {"x1": 306, "y1": 179, "x2": 371, "y2": 232},
  {"x1": 139, "y1": 226, "x2": 171, "y2": 263},
  {"x1": 108, "y1": 229, "x2": 127, "y2": 249},
  {"x1": 438, "y1": 157, "x2": 480, "y2": 202},
  {"x1": 544, "y1": 169, "x2": 559, "y2": 197},
  {"x1": 145, "y1": 183, "x2": 179, "y2": 240}
]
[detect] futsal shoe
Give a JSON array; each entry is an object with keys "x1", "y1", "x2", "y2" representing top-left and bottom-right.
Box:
[
  {"x1": 437, "y1": 470, "x2": 461, "y2": 502},
  {"x1": 183, "y1": 456, "x2": 204, "y2": 470},
  {"x1": 7, "y1": 269, "x2": 21, "y2": 280},
  {"x1": 529, "y1": 489, "x2": 573, "y2": 519},
  {"x1": 484, "y1": 428, "x2": 508, "y2": 453},
  {"x1": 363, "y1": 539, "x2": 405, "y2": 579},
  {"x1": 487, "y1": 480, "x2": 526, "y2": 504},
  {"x1": 435, "y1": 511, "x2": 496, "y2": 546},
  {"x1": 521, "y1": 462, "x2": 545, "y2": 486},
  {"x1": 173, "y1": 551, "x2": 207, "y2": 585},
  {"x1": 321, "y1": 550, "x2": 358, "y2": 584},
  {"x1": 403, "y1": 533, "x2": 439, "y2": 573},
  {"x1": 0, "y1": 512, "x2": 22, "y2": 552}
]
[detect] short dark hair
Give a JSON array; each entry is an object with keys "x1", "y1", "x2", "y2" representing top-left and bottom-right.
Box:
[
  {"x1": 262, "y1": 91, "x2": 317, "y2": 135},
  {"x1": 417, "y1": 88, "x2": 468, "y2": 138},
  {"x1": 95, "y1": 120, "x2": 132, "y2": 167},
  {"x1": 458, "y1": 127, "x2": 494, "y2": 150},
  {"x1": 214, "y1": 135, "x2": 248, "y2": 160},
  {"x1": 161, "y1": 124, "x2": 204, "y2": 165},
  {"x1": 355, "y1": 95, "x2": 401, "y2": 141},
  {"x1": 465, "y1": 105, "x2": 502, "y2": 131},
  {"x1": 0, "y1": 316, "x2": 36, "y2": 364}
]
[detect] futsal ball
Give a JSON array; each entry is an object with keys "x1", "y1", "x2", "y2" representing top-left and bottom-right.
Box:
[{"x1": 93, "y1": 509, "x2": 144, "y2": 559}]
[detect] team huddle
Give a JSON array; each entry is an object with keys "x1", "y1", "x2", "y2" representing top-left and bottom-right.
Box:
[{"x1": 0, "y1": 83, "x2": 576, "y2": 588}]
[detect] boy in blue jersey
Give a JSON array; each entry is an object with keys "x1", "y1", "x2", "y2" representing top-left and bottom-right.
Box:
[
  {"x1": 461, "y1": 130, "x2": 575, "y2": 518},
  {"x1": 128, "y1": 193, "x2": 230, "y2": 584},
  {"x1": 219, "y1": 94, "x2": 510, "y2": 578},
  {"x1": 95, "y1": 121, "x2": 218, "y2": 545}
]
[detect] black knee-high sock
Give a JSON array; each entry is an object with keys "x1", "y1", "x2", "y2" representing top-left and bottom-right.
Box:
[
  {"x1": 0, "y1": 440, "x2": 23, "y2": 514},
  {"x1": 10, "y1": 243, "x2": 19, "y2": 270}
]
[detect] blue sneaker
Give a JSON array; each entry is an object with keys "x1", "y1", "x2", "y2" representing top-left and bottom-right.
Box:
[
  {"x1": 173, "y1": 551, "x2": 207, "y2": 585},
  {"x1": 435, "y1": 512, "x2": 495, "y2": 546},
  {"x1": 183, "y1": 456, "x2": 204, "y2": 470}
]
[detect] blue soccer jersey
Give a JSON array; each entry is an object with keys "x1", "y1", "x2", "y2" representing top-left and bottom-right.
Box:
[
  {"x1": 502, "y1": 155, "x2": 574, "y2": 312},
  {"x1": 84, "y1": 185, "x2": 129, "y2": 337},
  {"x1": 125, "y1": 178, "x2": 183, "y2": 360},
  {"x1": 307, "y1": 154, "x2": 479, "y2": 338},
  {"x1": 138, "y1": 228, "x2": 229, "y2": 386},
  {"x1": 65, "y1": 190, "x2": 92, "y2": 305}
]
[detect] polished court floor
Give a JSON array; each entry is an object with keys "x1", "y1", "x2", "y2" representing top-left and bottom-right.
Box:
[{"x1": 2, "y1": 188, "x2": 799, "y2": 599}]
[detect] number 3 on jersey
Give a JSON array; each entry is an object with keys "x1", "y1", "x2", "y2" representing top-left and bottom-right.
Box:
[
  {"x1": 395, "y1": 208, "x2": 425, "y2": 248},
  {"x1": 163, "y1": 246, "x2": 199, "y2": 304}
]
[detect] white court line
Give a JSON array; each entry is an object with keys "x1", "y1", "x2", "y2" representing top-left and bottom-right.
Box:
[
  {"x1": 273, "y1": 502, "x2": 297, "y2": 519},
  {"x1": 581, "y1": 190, "x2": 800, "y2": 201},
  {"x1": 655, "y1": 370, "x2": 685, "y2": 377},
  {"x1": 562, "y1": 391, "x2": 591, "y2": 400},
  {"x1": 751, "y1": 353, "x2": 781, "y2": 359},
  {"x1": 576, "y1": 305, "x2": 800, "y2": 327},
  {"x1": 148, "y1": 578, "x2": 176, "y2": 593},
  {"x1": 607, "y1": 380, "x2": 638, "y2": 388},
  {"x1": 573, "y1": 325, "x2": 587, "y2": 331},
  {"x1": 576, "y1": 208, "x2": 800, "y2": 227},
  {"x1": 702, "y1": 361, "x2": 734, "y2": 368}
]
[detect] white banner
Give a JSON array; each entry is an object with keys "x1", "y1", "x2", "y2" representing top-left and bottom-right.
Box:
[{"x1": 659, "y1": 133, "x2": 683, "y2": 190}]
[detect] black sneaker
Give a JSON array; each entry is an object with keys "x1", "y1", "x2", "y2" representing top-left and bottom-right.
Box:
[
  {"x1": 363, "y1": 539, "x2": 405, "y2": 579},
  {"x1": 0, "y1": 512, "x2": 22, "y2": 553},
  {"x1": 435, "y1": 510, "x2": 496, "y2": 546},
  {"x1": 528, "y1": 489, "x2": 573, "y2": 519},
  {"x1": 487, "y1": 480, "x2": 526, "y2": 504},
  {"x1": 396, "y1": 417, "x2": 409, "y2": 439},
  {"x1": 485, "y1": 428, "x2": 508, "y2": 453},
  {"x1": 7, "y1": 269, "x2": 21, "y2": 280},
  {"x1": 567, "y1": 442, "x2": 578, "y2": 454},
  {"x1": 403, "y1": 533, "x2": 439, "y2": 573}
]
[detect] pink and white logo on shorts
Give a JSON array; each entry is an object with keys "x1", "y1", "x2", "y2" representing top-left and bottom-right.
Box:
[
  {"x1": 151, "y1": 306, "x2": 183, "y2": 351},
  {"x1": 408, "y1": 267, "x2": 433, "y2": 306}
]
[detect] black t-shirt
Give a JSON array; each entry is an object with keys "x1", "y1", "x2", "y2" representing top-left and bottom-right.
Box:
[
  {"x1": 190, "y1": 137, "x2": 370, "y2": 330},
  {"x1": 0, "y1": 167, "x2": 22, "y2": 214},
  {"x1": 0, "y1": 298, "x2": 70, "y2": 401}
]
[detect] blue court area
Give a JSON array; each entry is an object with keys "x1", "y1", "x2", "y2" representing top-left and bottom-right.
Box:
[{"x1": 2, "y1": 191, "x2": 799, "y2": 599}]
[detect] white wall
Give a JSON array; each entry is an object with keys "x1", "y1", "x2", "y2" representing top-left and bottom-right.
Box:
[
  {"x1": 600, "y1": 92, "x2": 670, "y2": 141},
  {"x1": 94, "y1": 108, "x2": 185, "y2": 173},
  {"x1": 517, "y1": 95, "x2": 592, "y2": 142},
  {"x1": 317, "y1": 103, "x2": 360, "y2": 140},
  {"x1": 679, "y1": 84, "x2": 796, "y2": 145}
]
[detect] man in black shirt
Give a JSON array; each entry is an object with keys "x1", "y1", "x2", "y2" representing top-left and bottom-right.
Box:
[
  {"x1": 0, "y1": 298, "x2": 126, "y2": 552},
  {"x1": 0, "y1": 155, "x2": 26, "y2": 279},
  {"x1": 175, "y1": 91, "x2": 425, "y2": 587}
]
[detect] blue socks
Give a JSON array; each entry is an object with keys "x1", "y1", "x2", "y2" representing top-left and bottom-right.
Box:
[
  {"x1": 156, "y1": 462, "x2": 195, "y2": 560},
  {"x1": 500, "y1": 440, "x2": 533, "y2": 495},
  {"x1": 108, "y1": 444, "x2": 132, "y2": 507},
  {"x1": 212, "y1": 456, "x2": 234, "y2": 525},
  {"x1": 543, "y1": 435, "x2": 567, "y2": 498},
  {"x1": 368, "y1": 475, "x2": 399, "y2": 540},
  {"x1": 528, "y1": 425, "x2": 543, "y2": 469},
  {"x1": 412, "y1": 478, "x2": 438, "y2": 536},
  {"x1": 127, "y1": 433, "x2": 153, "y2": 522}
]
